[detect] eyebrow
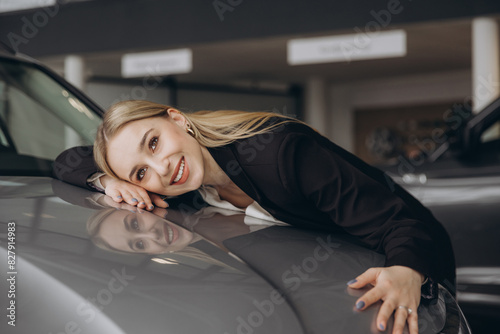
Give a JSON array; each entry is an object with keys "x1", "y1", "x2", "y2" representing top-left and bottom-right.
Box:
[{"x1": 128, "y1": 128, "x2": 154, "y2": 181}]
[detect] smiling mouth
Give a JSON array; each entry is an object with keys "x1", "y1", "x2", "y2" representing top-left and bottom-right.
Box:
[
  {"x1": 170, "y1": 157, "x2": 189, "y2": 186},
  {"x1": 163, "y1": 223, "x2": 173, "y2": 244},
  {"x1": 163, "y1": 222, "x2": 178, "y2": 245},
  {"x1": 170, "y1": 157, "x2": 185, "y2": 185}
]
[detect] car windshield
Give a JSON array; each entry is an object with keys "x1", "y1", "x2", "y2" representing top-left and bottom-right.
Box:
[{"x1": 0, "y1": 57, "x2": 102, "y2": 176}]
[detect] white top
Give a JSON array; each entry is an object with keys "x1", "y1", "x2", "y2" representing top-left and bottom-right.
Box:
[{"x1": 198, "y1": 185, "x2": 288, "y2": 229}]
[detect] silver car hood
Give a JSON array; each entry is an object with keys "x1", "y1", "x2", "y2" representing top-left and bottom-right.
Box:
[{"x1": 0, "y1": 176, "x2": 467, "y2": 333}]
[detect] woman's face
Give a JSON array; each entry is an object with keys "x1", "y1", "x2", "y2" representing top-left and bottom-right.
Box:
[
  {"x1": 106, "y1": 110, "x2": 206, "y2": 196},
  {"x1": 98, "y1": 210, "x2": 195, "y2": 253}
]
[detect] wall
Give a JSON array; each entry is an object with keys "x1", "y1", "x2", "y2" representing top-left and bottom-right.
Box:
[{"x1": 328, "y1": 69, "x2": 472, "y2": 152}]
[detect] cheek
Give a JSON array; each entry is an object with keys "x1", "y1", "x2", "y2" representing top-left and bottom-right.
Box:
[{"x1": 142, "y1": 174, "x2": 166, "y2": 193}]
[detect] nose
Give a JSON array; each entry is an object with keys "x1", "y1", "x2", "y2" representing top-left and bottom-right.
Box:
[
  {"x1": 148, "y1": 155, "x2": 170, "y2": 177},
  {"x1": 136, "y1": 225, "x2": 161, "y2": 241}
]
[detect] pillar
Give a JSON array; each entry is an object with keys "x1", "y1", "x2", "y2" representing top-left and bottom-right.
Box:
[
  {"x1": 472, "y1": 17, "x2": 499, "y2": 113},
  {"x1": 64, "y1": 55, "x2": 86, "y2": 148},
  {"x1": 304, "y1": 77, "x2": 328, "y2": 136}
]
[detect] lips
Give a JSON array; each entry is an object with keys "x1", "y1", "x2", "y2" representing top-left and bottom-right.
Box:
[
  {"x1": 170, "y1": 156, "x2": 189, "y2": 186},
  {"x1": 170, "y1": 157, "x2": 184, "y2": 185},
  {"x1": 163, "y1": 222, "x2": 178, "y2": 245}
]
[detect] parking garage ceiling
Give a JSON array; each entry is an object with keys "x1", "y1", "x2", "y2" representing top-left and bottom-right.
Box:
[{"x1": 0, "y1": 0, "x2": 498, "y2": 83}]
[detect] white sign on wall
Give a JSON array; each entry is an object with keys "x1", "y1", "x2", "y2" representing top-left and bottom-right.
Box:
[
  {"x1": 122, "y1": 48, "x2": 192, "y2": 78},
  {"x1": 287, "y1": 29, "x2": 406, "y2": 65},
  {"x1": 0, "y1": 0, "x2": 56, "y2": 13}
]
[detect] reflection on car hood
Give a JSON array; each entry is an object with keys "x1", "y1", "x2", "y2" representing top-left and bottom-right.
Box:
[{"x1": 0, "y1": 177, "x2": 463, "y2": 333}]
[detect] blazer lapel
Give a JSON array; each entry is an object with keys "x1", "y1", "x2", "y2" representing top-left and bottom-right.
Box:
[{"x1": 207, "y1": 145, "x2": 261, "y2": 203}]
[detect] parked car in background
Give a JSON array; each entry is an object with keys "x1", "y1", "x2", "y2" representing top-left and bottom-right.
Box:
[
  {"x1": 381, "y1": 96, "x2": 500, "y2": 329},
  {"x1": 0, "y1": 46, "x2": 471, "y2": 333}
]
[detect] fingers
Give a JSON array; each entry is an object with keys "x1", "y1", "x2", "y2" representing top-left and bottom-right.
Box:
[
  {"x1": 392, "y1": 306, "x2": 408, "y2": 334},
  {"x1": 104, "y1": 187, "x2": 124, "y2": 203},
  {"x1": 371, "y1": 297, "x2": 418, "y2": 334},
  {"x1": 392, "y1": 306, "x2": 418, "y2": 334},
  {"x1": 121, "y1": 191, "x2": 152, "y2": 210},
  {"x1": 150, "y1": 193, "x2": 169, "y2": 208},
  {"x1": 104, "y1": 188, "x2": 152, "y2": 210},
  {"x1": 354, "y1": 284, "x2": 384, "y2": 311},
  {"x1": 347, "y1": 267, "x2": 380, "y2": 289},
  {"x1": 101, "y1": 177, "x2": 169, "y2": 211},
  {"x1": 151, "y1": 207, "x2": 168, "y2": 219},
  {"x1": 105, "y1": 191, "x2": 162, "y2": 211},
  {"x1": 347, "y1": 266, "x2": 422, "y2": 334},
  {"x1": 347, "y1": 267, "x2": 383, "y2": 311},
  {"x1": 408, "y1": 312, "x2": 419, "y2": 334}
]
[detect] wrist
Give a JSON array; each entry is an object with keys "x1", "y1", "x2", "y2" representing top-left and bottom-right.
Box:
[
  {"x1": 413, "y1": 269, "x2": 425, "y2": 284},
  {"x1": 100, "y1": 175, "x2": 112, "y2": 188},
  {"x1": 395, "y1": 265, "x2": 425, "y2": 285}
]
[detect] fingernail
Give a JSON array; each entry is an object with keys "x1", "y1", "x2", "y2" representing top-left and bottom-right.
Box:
[
  {"x1": 379, "y1": 323, "x2": 385, "y2": 330},
  {"x1": 347, "y1": 279, "x2": 357, "y2": 285},
  {"x1": 149, "y1": 205, "x2": 154, "y2": 210},
  {"x1": 131, "y1": 198, "x2": 138, "y2": 202},
  {"x1": 140, "y1": 202, "x2": 146, "y2": 206},
  {"x1": 117, "y1": 195, "x2": 122, "y2": 199},
  {"x1": 356, "y1": 301, "x2": 365, "y2": 310}
]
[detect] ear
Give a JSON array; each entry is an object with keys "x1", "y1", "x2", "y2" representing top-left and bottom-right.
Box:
[{"x1": 166, "y1": 108, "x2": 186, "y2": 127}]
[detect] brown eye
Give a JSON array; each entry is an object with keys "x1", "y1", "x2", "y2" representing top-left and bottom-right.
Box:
[
  {"x1": 135, "y1": 240, "x2": 145, "y2": 250},
  {"x1": 136, "y1": 168, "x2": 147, "y2": 181},
  {"x1": 149, "y1": 137, "x2": 158, "y2": 152}
]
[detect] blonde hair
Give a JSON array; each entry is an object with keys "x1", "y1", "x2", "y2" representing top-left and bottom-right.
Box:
[
  {"x1": 87, "y1": 208, "x2": 119, "y2": 252},
  {"x1": 94, "y1": 100, "x2": 300, "y2": 178}
]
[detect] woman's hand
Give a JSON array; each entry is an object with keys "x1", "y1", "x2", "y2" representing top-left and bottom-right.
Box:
[
  {"x1": 100, "y1": 175, "x2": 169, "y2": 210},
  {"x1": 98, "y1": 194, "x2": 169, "y2": 219},
  {"x1": 347, "y1": 265, "x2": 424, "y2": 334}
]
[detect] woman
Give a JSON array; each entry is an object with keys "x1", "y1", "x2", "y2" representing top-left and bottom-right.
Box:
[{"x1": 54, "y1": 100, "x2": 455, "y2": 334}]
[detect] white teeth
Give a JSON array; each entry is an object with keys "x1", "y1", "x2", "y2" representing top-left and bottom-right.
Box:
[
  {"x1": 173, "y1": 159, "x2": 185, "y2": 183},
  {"x1": 167, "y1": 227, "x2": 173, "y2": 243}
]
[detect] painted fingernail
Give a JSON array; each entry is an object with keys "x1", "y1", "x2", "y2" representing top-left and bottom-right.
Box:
[
  {"x1": 117, "y1": 195, "x2": 122, "y2": 199},
  {"x1": 356, "y1": 301, "x2": 365, "y2": 310},
  {"x1": 149, "y1": 205, "x2": 154, "y2": 210},
  {"x1": 347, "y1": 279, "x2": 357, "y2": 285},
  {"x1": 379, "y1": 323, "x2": 385, "y2": 330},
  {"x1": 131, "y1": 198, "x2": 138, "y2": 202},
  {"x1": 140, "y1": 202, "x2": 146, "y2": 206}
]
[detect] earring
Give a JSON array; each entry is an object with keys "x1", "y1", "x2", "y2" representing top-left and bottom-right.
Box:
[{"x1": 186, "y1": 123, "x2": 195, "y2": 137}]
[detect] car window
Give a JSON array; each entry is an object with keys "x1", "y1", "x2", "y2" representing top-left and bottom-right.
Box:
[{"x1": 0, "y1": 57, "x2": 101, "y2": 174}]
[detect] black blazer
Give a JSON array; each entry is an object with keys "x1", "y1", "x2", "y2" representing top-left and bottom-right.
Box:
[{"x1": 53, "y1": 121, "x2": 455, "y2": 293}]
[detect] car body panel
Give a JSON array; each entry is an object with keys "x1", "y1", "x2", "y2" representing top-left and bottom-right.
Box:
[{"x1": 0, "y1": 177, "x2": 469, "y2": 333}]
